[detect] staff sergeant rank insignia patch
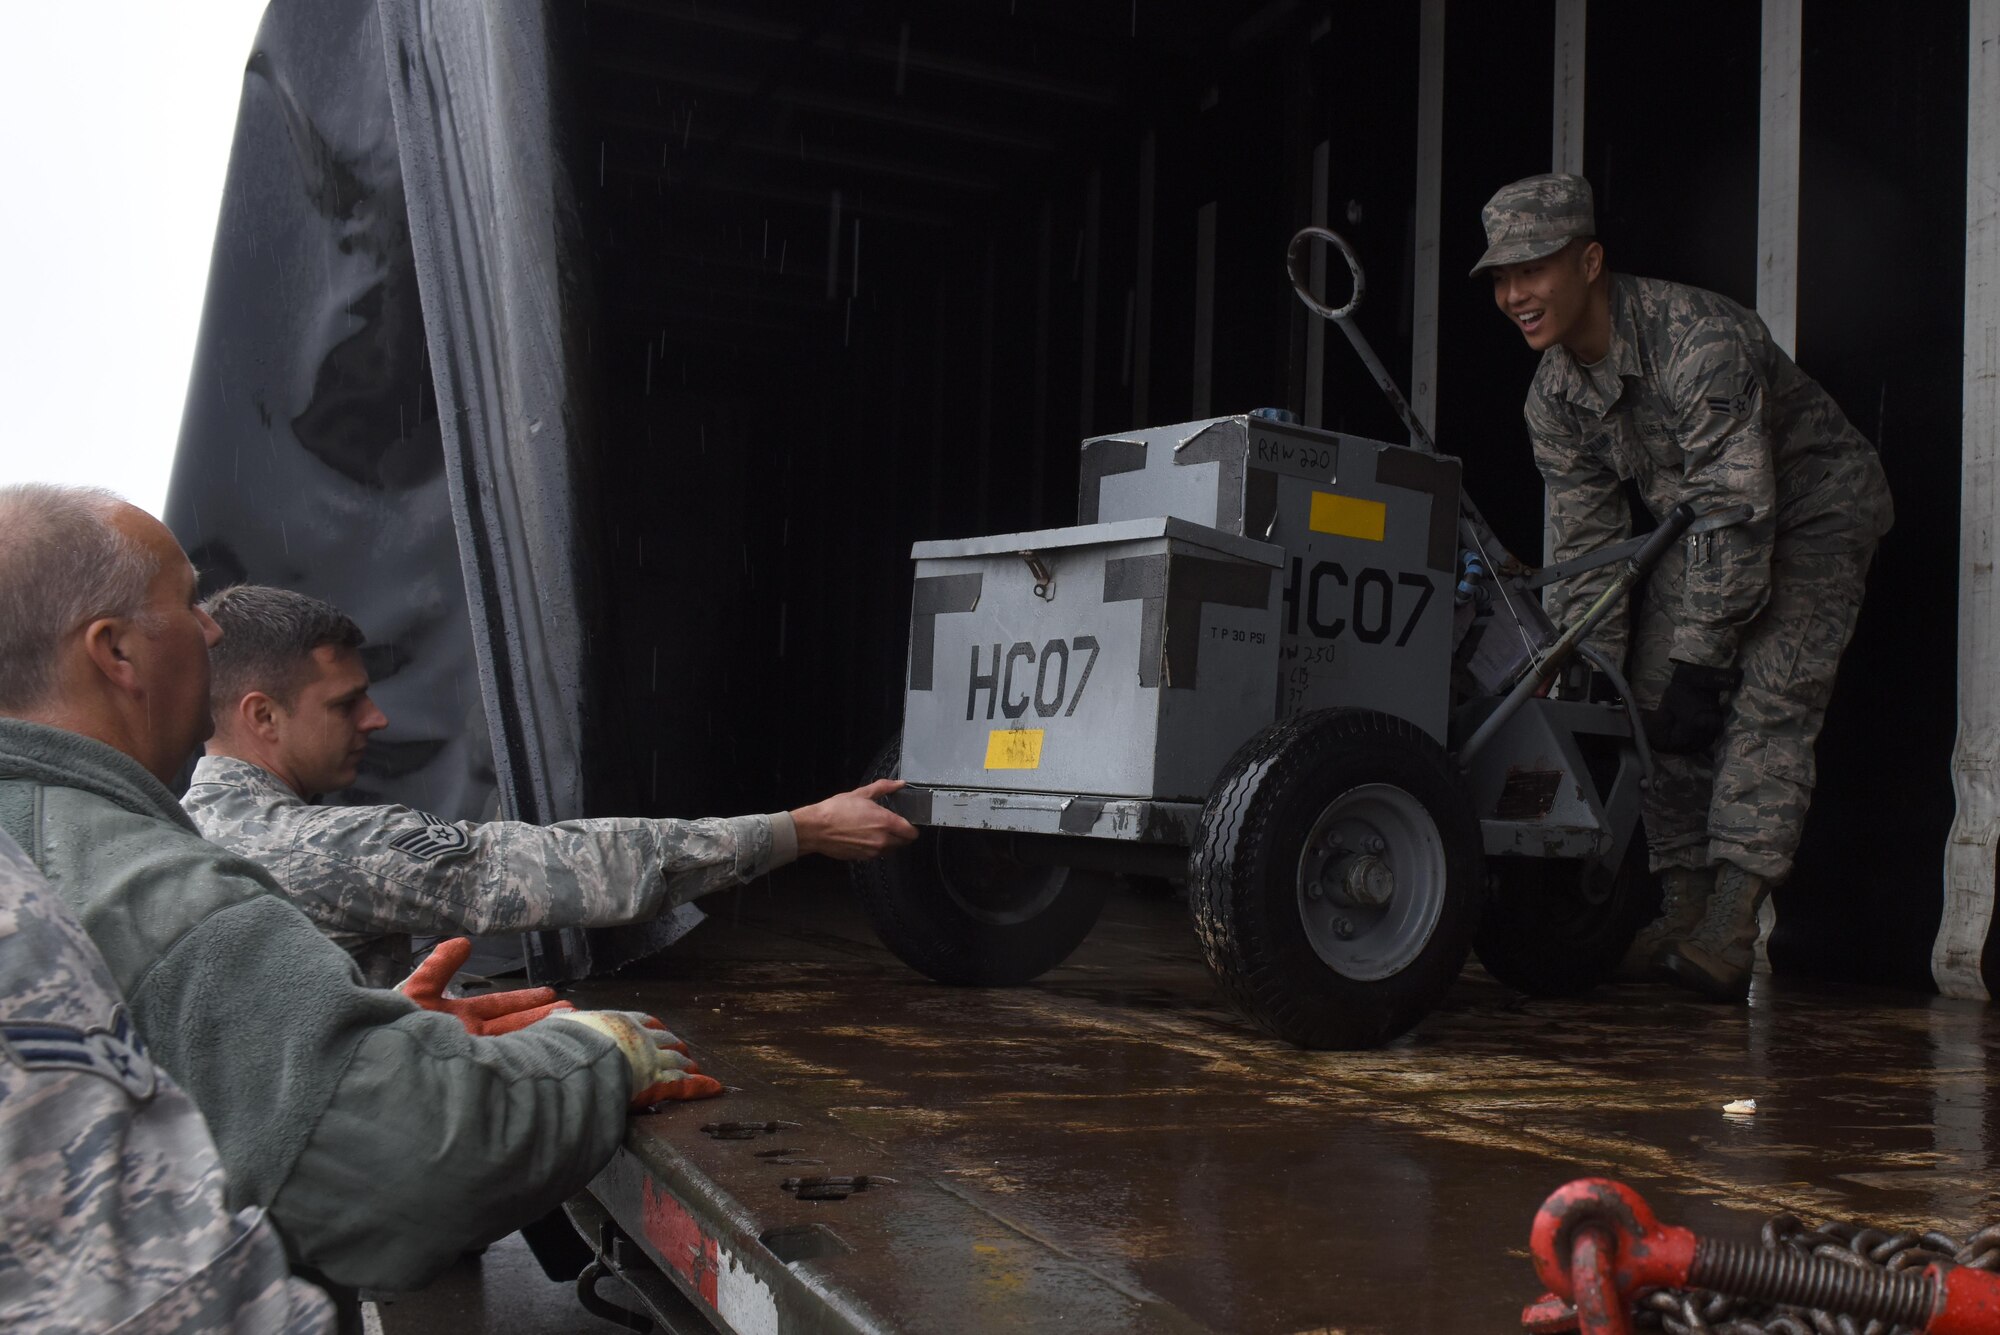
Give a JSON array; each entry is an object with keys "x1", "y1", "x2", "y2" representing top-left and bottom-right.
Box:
[
  {"x1": 0, "y1": 1003, "x2": 158, "y2": 1101},
  {"x1": 387, "y1": 816, "x2": 473, "y2": 863}
]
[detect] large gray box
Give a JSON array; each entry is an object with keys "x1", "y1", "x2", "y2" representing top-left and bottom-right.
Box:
[
  {"x1": 901, "y1": 517, "x2": 1282, "y2": 802},
  {"x1": 1079, "y1": 416, "x2": 1461, "y2": 741}
]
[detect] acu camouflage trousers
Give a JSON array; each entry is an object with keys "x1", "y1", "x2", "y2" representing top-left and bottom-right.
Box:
[{"x1": 1629, "y1": 537, "x2": 1875, "y2": 882}]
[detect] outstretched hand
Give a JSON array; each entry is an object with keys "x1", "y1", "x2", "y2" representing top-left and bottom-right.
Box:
[
  {"x1": 792, "y1": 779, "x2": 919, "y2": 861},
  {"x1": 548, "y1": 1010, "x2": 725, "y2": 1106},
  {"x1": 398, "y1": 937, "x2": 575, "y2": 1036}
]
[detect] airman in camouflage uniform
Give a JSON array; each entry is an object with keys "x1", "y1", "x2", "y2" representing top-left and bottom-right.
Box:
[
  {"x1": 0, "y1": 487, "x2": 686, "y2": 1300},
  {"x1": 185, "y1": 754, "x2": 790, "y2": 986},
  {"x1": 0, "y1": 826, "x2": 333, "y2": 1335},
  {"x1": 184, "y1": 586, "x2": 915, "y2": 986},
  {"x1": 1473, "y1": 173, "x2": 1892, "y2": 1001}
]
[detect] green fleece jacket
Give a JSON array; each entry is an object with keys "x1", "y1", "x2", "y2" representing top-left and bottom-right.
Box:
[{"x1": 0, "y1": 719, "x2": 632, "y2": 1292}]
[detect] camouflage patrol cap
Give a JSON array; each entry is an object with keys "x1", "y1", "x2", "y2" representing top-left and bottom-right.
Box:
[{"x1": 1469, "y1": 173, "x2": 1595, "y2": 277}]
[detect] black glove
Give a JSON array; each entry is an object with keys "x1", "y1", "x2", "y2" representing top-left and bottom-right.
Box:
[{"x1": 1640, "y1": 660, "x2": 1742, "y2": 755}]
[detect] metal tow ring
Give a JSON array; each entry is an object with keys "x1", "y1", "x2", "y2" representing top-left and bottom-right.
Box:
[{"x1": 1285, "y1": 224, "x2": 1369, "y2": 323}]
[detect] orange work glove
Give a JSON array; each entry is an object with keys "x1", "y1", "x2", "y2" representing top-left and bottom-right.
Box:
[
  {"x1": 594, "y1": 1010, "x2": 691, "y2": 1054},
  {"x1": 398, "y1": 937, "x2": 575, "y2": 1036},
  {"x1": 547, "y1": 1010, "x2": 724, "y2": 1106}
]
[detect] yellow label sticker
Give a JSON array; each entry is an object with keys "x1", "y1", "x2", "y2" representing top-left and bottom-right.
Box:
[
  {"x1": 984, "y1": 729, "x2": 1045, "y2": 769},
  {"x1": 1309, "y1": 492, "x2": 1387, "y2": 541}
]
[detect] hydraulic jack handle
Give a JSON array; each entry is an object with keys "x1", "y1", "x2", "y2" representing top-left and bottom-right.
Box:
[
  {"x1": 1286, "y1": 226, "x2": 1439, "y2": 455},
  {"x1": 1522, "y1": 1177, "x2": 2000, "y2": 1335}
]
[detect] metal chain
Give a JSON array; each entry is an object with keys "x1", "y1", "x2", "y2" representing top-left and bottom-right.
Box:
[{"x1": 1632, "y1": 1215, "x2": 2000, "y2": 1335}]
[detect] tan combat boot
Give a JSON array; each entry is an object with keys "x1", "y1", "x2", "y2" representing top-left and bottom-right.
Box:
[
  {"x1": 1660, "y1": 864, "x2": 1770, "y2": 1002},
  {"x1": 1614, "y1": 865, "x2": 1715, "y2": 982}
]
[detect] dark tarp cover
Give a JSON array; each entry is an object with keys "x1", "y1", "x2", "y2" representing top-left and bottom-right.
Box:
[
  {"x1": 167, "y1": 0, "x2": 639, "y2": 980},
  {"x1": 168, "y1": 0, "x2": 496, "y2": 824}
]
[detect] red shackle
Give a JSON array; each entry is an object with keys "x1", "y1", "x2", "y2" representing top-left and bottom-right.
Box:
[
  {"x1": 1523, "y1": 1176, "x2": 2000, "y2": 1335},
  {"x1": 1530, "y1": 1178, "x2": 1699, "y2": 1312}
]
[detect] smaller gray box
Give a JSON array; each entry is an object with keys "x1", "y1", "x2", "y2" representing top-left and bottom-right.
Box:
[
  {"x1": 902, "y1": 517, "x2": 1282, "y2": 802},
  {"x1": 1079, "y1": 416, "x2": 1461, "y2": 741}
]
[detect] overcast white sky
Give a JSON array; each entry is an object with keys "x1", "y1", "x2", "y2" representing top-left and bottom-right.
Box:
[{"x1": 0, "y1": 2, "x2": 271, "y2": 518}]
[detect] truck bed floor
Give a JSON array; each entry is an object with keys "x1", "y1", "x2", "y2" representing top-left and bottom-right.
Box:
[{"x1": 549, "y1": 868, "x2": 2000, "y2": 1333}]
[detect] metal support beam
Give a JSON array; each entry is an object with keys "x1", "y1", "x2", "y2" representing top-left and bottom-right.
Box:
[
  {"x1": 597, "y1": 110, "x2": 1004, "y2": 193},
  {"x1": 1552, "y1": 0, "x2": 1586, "y2": 174},
  {"x1": 1305, "y1": 140, "x2": 1330, "y2": 429},
  {"x1": 1133, "y1": 133, "x2": 1156, "y2": 427},
  {"x1": 1080, "y1": 169, "x2": 1102, "y2": 435},
  {"x1": 586, "y1": 0, "x2": 1118, "y2": 106},
  {"x1": 1193, "y1": 201, "x2": 1217, "y2": 418},
  {"x1": 824, "y1": 190, "x2": 842, "y2": 300},
  {"x1": 978, "y1": 241, "x2": 996, "y2": 520},
  {"x1": 1936, "y1": 0, "x2": 2000, "y2": 1001},
  {"x1": 1410, "y1": 0, "x2": 1445, "y2": 443},
  {"x1": 1753, "y1": 0, "x2": 1802, "y2": 971},
  {"x1": 1032, "y1": 202, "x2": 1053, "y2": 523},
  {"x1": 591, "y1": 55, "x2": 1058, "y2": 152},
  {"x1": 1546, "y1": 0, "x2": 1587, "y2": 569},
  {"x1": 1758, "y1": 0, "x2": 1803, "y2": 356}
]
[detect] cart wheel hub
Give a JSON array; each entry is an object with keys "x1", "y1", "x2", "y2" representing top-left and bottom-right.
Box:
[
  {"x1": 1294, "y1": 783, "x2": 1448, "y2": 981},
  {"x1": 1337, "y1": 854, "x2": 1396, "y2": 907}
]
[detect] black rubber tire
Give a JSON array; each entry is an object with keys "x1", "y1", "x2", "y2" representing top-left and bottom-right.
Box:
[
  {"x1": 849, "y1": 736, "x2": 1110, "y2": 986},
  {"x1": 1189, "y1": 708, "x2": 1484, "y2": 1050},
  {"x1": 1473, "y1": 838, "x2": 1659, "y2": 997}
]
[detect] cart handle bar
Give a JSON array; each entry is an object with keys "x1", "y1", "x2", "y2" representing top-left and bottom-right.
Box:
[{"x1": 1458, "y1": 503, "x2": 1696, "y2": 771}]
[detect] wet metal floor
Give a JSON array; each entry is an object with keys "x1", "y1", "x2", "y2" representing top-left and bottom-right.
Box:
[{"x1": 556, "y1": 869, "x2": 2000, "y2": 1334}]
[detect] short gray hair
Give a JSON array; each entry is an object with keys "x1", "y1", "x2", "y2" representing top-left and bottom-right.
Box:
[
  {"x1": 0, "y1": 484, "x2": 163, "y2": 713},
  {"x1": 203, "y1": 585, "x2": 365, "y2": 712}
]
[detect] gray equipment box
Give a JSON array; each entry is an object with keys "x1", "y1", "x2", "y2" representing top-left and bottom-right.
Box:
[
  {"x1": 901, "y1": 516, "x2": 1282, "y2": 802},
  {"x1": 1079, "y1": 416, "x2": 1461, "y2": 741}
]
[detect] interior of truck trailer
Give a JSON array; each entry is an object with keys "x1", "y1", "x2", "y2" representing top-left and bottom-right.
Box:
[
  {"x1": 156, "y1": 2, "x2": 1994, "y2": 1331},
  {"x1": 552, "y1": 0, "x2": 1965, "y2": 989}
]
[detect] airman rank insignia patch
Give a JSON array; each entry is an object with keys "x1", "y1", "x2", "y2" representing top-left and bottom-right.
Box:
[
  {"x1": 1, "y1": 1004, "x2": 157, "y2": 1100},
  {"x1": 1705, "y1": 372, "x2": 1757, "y2": 420}
]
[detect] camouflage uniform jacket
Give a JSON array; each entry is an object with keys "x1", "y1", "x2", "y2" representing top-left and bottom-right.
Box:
[
  {"x1": 182, "y1": 755, "x2": 797, "y2": 985},
  {"x1": 0, "y1": 719, "x2": 633, "y2": 1293},
  {"x1": 0, "y1": 828, "x2": 332, "y2": 1335},
  {"x1": 1527, "y1": 273, "x2": 1893, "y2": 667}
]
